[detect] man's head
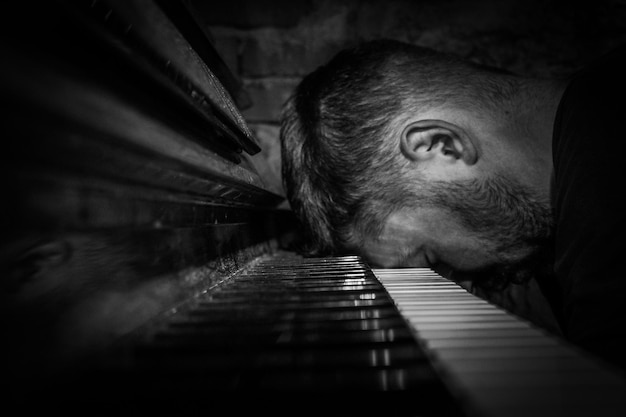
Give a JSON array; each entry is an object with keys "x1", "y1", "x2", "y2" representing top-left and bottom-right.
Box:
[{"x1": 280, "y1": 39, "x2": 557, "y2": 281}]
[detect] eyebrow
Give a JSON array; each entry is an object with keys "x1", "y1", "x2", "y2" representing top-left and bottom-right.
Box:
[{"x1": 396, "y1": 246, "x2": 420, "y2": 267}]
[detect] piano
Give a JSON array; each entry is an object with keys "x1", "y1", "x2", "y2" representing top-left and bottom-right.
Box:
[{"x1": 1, "y1": 1, "x2": 625, "y2": 416}]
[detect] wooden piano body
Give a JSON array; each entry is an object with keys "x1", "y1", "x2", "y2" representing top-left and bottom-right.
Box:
[
  {"x1": 0, "y1": 0, "x2": 292, "y2": 406},
  {"x1": 1, "y1": 1, "x2": 625, "y2": 416}
]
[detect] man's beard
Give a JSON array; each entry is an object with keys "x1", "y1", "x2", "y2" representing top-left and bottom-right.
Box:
[{"x1": 429, "y1": 174, "x2": 555, "y2": 289}]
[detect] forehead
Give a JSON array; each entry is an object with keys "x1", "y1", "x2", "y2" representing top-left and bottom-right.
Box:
[{"x1": 359, "y1": 209, "x2": 436, "y2": 267}]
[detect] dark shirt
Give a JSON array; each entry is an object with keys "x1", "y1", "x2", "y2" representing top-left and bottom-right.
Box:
[{"x1": 552, "y1": 44, "x2": 626, "y2": 371}]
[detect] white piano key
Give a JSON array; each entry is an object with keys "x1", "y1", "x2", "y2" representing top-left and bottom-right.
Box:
[{"x1": 374, "y1": 267, "x2": 626, "y2": 417}]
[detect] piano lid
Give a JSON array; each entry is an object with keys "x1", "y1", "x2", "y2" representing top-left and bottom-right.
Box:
[
  {"x1": 0, "y1": 1, "x2": 292, "y2": 381},
  {"x1": 1, "y1": 0, "x2": 280, "y2": 199}
]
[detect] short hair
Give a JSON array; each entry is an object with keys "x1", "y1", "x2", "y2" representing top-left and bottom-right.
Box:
[{"x1": 280, "y1": 39, "x2": 518, "y2": 255}]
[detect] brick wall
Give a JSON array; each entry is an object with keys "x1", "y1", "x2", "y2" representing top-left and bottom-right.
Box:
[{"x1": 192, "y1": 0, "x2": 626, "y2": 197}]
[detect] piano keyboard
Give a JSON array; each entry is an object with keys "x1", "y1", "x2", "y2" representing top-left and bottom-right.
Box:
[
  {"x1": 54, "y1": 255, "x2": 626, "y2": 417},
  {"x1": 375, "y1": 268, "x2": 626, "y2": 417},
  {"x1": 72, "y1": 254, "x2": 464, "y2": 416}
]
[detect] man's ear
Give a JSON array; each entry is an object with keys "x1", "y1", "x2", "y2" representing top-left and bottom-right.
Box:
[{"x1": 400, "y1": 120, "x2": 478, "y2": 165}]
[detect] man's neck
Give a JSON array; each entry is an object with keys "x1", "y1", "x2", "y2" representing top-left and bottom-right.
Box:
[
  {"x1": 518, "y1": 78, "x2": 567, "y2": 142},
  {"x1": 510, "y1": 77, "x2": 568, "y2": 200}
]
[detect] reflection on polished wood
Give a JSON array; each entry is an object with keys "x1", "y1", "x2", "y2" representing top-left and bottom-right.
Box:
[{"x1": 0, "y1": 0, "x2": 293, "y2": 404}]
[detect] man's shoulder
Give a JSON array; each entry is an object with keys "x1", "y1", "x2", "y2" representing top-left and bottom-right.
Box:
[
  {"x1": 572, "y1": 44, "x2": 626, "y2": 88},
  {"x1": 556, "y1": 43, "x2": 626, "y2": 126}
]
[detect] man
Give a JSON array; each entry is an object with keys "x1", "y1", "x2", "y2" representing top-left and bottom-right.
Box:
[{"x1": 279, "y1": 39, "x2": 626, "y2": 371}]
